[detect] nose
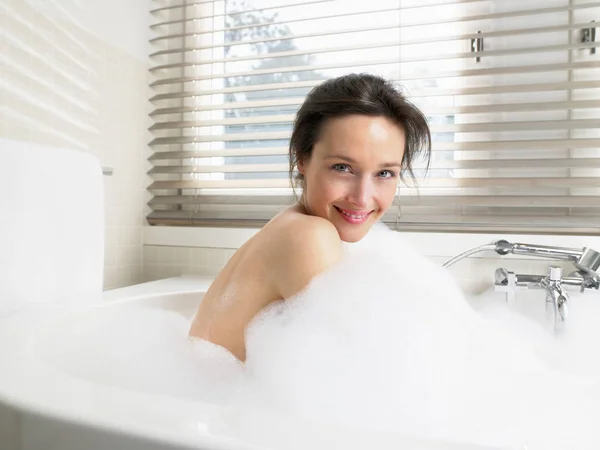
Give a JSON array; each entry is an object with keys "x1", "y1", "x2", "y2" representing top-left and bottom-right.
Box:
[{"x1": 347, "y1": 176, "x2": 374, "y2": 209}]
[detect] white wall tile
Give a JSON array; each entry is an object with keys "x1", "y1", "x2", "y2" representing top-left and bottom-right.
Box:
[
  {"x1": 143, "y1": 241, "x2": 597, "y2": 296},
  {"x1": 142, "y1": 245, "x2": 231, "y2": 282}
]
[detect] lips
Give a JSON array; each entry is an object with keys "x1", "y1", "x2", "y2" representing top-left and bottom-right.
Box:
[{"x1": 335, "y1": 207, "x2": 372, "y2": 225}]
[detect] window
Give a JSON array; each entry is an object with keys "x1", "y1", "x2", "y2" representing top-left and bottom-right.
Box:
[{"x1": 148, "y1": 0, "x2": 600, "y2": 233}]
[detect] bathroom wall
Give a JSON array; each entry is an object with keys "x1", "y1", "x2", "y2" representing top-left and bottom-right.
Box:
[
  {"x1": 0, "y1": 0, "x2": 151, "y2": 289},
  {"x1": 142, "y1": 227, "x2": 600, "y2": 295}
]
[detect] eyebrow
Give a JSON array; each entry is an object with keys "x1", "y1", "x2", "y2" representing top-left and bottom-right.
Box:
[{"x1": 324, "y1": 155, "x2": 402, "y2": 168}]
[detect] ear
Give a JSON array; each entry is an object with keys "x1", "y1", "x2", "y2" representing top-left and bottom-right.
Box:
[{"x1": 297, "y1": 158, "x2": 306, "y2": 175}]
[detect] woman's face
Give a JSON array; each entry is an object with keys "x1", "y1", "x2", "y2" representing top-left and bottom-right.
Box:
[{"x1": 298, "y1": 115, "x2": 405, "y2": 243}]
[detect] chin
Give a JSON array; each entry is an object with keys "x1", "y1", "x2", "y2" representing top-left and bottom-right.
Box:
[
  {"x1": 339, "y1": 233, "x2": 365, "y2": 243},
  {"x1": 336, "y1": 225, "x2": 370, "y2": 243},
  {"x1": 330, "y1": 211, "x2": 379, "y2": 243}
]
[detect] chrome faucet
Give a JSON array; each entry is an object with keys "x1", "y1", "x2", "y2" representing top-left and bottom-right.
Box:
[
  {"x1": 493, "y1": 256, "x2": 599, "y2": 333},
  {"x1": 494, "y1": 265, "x2": 589, "y2": 332},
  {"x1": 444, "y1": 239, "x2": 600, "y2": 333}
]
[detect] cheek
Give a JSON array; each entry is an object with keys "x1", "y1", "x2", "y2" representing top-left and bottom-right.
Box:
[
  {"x1": 376, "y1": 183, "x2": 398, "y2": 210},
  {"x1": 320, "y1": 177, "x2": 341, "y2": 197},
  {"x1": 306, "y1": 175, "x2": 344, "y2": 214},
  {"x1": 307, "y1": 170, "x2": 335, "y2": 198},
  {"x1": 321, "y1": 177, "x2": 350, "y2": 207}
]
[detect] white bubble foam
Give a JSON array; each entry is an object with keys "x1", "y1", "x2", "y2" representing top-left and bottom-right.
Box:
[
  {"x1": 36, "y1": 223, "x2": 600, "y2": 449},
  {"x1": 37, "y1": 306, "x2": 245, "y2": 405},
  {"x1": 244, "y1": 224, "x2": 600, "y2": 449}
]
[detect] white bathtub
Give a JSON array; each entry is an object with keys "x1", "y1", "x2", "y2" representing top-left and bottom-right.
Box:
[
  {"x1": 0, "y1": 275, "x2": 503, "y2": 450},
  {"x1": 2, "y1": 274, "x2": 599, "y2": 450}
]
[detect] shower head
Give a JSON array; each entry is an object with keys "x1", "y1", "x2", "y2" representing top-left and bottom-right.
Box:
[
  {"x1": 575, "y1": 247, "x2": 600, "y2": 280},
  {"x1": 494, "y1": 239, "x2": 600, "y2": 281}
]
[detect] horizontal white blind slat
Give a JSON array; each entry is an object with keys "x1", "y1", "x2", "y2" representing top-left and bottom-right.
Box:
[
  {"x1": 149, "y1": 177, "x2": 600, "y2": 190},
  {"x1": 150, "y1": 147, "x2": 289, "y2": 159},
  {"x1": 149, "y1": 139, "x2": 600, "y2": 160},
  {"x1": 150, "y1": 114, "x2": 600, "y2": 130},
  {"x1": 150, "y1": 0, "x2": 486, "y2": 16},
  {"x1": 150, "y1": 0, "x2": 336, "y2": 14},
  {"x1": 151, "y1": 79, "x2": 600, "y2": 104},
  {"x1": 151, "y1": 99, "x2": 599, "y2": 118},
  {"x1": 150, "y1": 60, "x2": 600, "y2": 89},
  {"x1": 149, "y1": 118, "x2": 600, "y2": 144},
  {"x1": 145, "y1": 215, "x2": 600, "y2": 235},
  {"x1": 148, "y1": 195, "x2": 600, "y2": 208}
]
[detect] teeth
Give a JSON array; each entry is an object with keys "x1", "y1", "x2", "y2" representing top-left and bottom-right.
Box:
[{"x1": 340, "y1": 210, "x2": 367, "y2": 219}]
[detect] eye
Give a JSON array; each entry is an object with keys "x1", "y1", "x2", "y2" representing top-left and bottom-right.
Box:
[
  {"x1": 378, "y1": 170, "x2": 396, "y2": 179},
  {"x1": 331, "y1": 163, "x2": 351, "y2": 173}
]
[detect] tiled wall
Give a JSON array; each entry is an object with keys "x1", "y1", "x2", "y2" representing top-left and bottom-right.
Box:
[
  {"x1": 144, "y1": 246, "x2": 237, "y2": 282},
  {"x1": 0, "y1": 0, "x2": 151, "y2": 289},
  {"x1": 431, "y1": 255, "x2": 575, "y2": 295},
  {"x1": 142, "y1": 225, "x2": 600, "y2": 294},
  {"x1": 142, "y1": 243, "x2": 579, "y2": 295}
]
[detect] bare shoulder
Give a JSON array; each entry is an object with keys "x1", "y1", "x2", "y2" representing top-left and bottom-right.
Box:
[{"x1": 265, "y1": 209, "x2": 343, "y2": 299}]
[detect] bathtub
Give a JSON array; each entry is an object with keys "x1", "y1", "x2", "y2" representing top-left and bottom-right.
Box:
[{"x1": 1, "y1": 274, "x2": 598, "y2": 450}]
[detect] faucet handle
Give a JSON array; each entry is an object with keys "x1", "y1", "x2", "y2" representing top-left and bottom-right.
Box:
[
  {"x1": 581, "y1": 275, "x2": 600, "y2": 292},
  {"x1": 494, "y1": 268, "x2": 518, "y2": 302},
  {"x1": 548, "y1": 266, "x2": 562, "y2": 282}
]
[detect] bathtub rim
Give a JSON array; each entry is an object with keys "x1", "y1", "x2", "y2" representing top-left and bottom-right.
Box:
[{"x1": 0, "y1": 275, "x2": 257, "y2": 450}]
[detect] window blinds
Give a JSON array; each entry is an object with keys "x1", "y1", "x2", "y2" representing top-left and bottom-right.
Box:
[{"x1": 148, "y1": 0, "x2": 600, "y2": 233}]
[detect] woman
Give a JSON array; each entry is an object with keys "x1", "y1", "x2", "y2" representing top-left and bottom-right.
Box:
[{"x1": 189, "y1": 73, "x2": 431, "y2": 361}]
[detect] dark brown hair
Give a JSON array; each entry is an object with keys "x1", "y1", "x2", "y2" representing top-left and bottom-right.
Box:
[{"x1": 289, "y1": 73, "x2": 431, "y2": 190}]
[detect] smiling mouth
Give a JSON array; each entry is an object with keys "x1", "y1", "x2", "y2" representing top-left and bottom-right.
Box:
[{"x1": 334, "y1": 207, "x2": 372, "y2": 224}]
